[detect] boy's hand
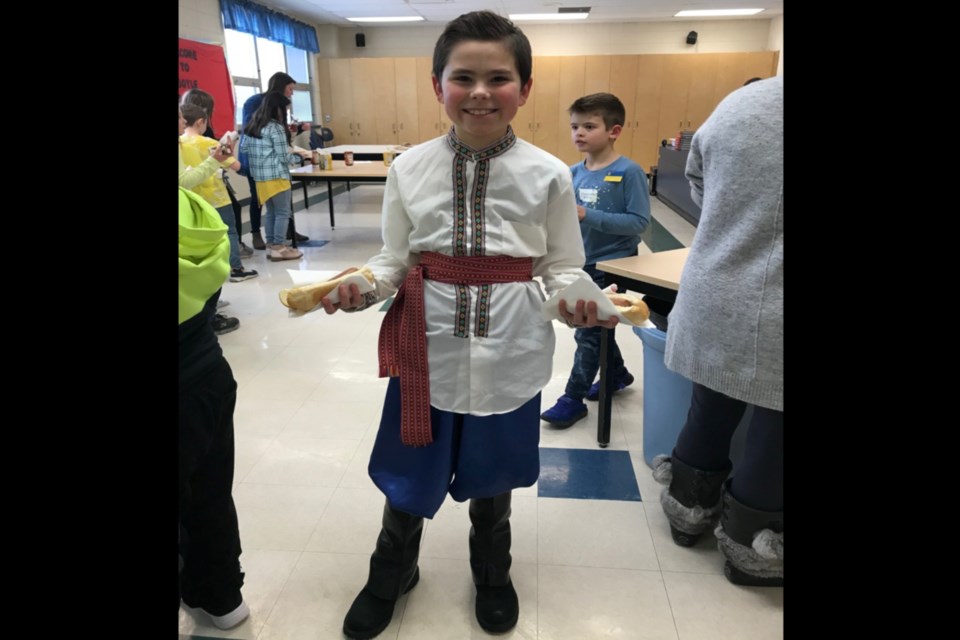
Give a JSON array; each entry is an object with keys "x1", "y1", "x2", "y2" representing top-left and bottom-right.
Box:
[
  {"x1": 210, "y1": 145, "x2": 230, "y2": 162},
  {"x1": 558, "y1": 299, "x2": 619, "y2": 329},
  {"x1": 576, "y1": 205, "x2": 586, "y2": 221},
  {"x1": 321, "y1": 283, "x2": 364, "y2": 314}
]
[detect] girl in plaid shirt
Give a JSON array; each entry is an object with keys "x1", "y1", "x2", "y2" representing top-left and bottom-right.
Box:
[{"x1": 239, "y1": 93, "x2": 310, "y2": 262}]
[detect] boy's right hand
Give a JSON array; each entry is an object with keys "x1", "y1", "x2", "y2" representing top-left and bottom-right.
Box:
[
  {"x1": 321, "y1": 282, "x2": 364, "y2": 314},
  {"x1": 210, "y1": 145, "x2": 230, "y2": 162}
]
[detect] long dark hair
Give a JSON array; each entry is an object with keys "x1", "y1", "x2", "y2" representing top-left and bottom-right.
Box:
[{"x1": 243, "y1": 93, "x2": 292, "y2": 143}]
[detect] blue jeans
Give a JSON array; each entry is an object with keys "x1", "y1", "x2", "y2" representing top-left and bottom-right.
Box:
[
  {"x1": 263, "y1": 188, "x2": 292, "y2": 246},
  {"x1": 215, "y1": 205, "x2": 242, "y2": 270},
  {"x1": 564, "y1": 264, "x2": 629, "y2": 400}
]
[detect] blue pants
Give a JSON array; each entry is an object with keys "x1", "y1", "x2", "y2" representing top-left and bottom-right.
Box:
[
  {"x1": 369, "y1": 378, "x2": 541, "y2": 518},
  {"x1": 215, "y1": 204, "x2": 242, "y2": 271},
  {"x1": 564, "y1": 264, "x2": 629, "y2": 400}
]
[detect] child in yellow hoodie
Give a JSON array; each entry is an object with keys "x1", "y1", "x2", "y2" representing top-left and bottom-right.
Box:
[{"x1": 180, "y1": 103, "x2": 258, "y2": 282}]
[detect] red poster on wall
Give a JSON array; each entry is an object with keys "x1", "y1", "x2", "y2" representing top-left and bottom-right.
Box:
[{"x1": 178, "y1": 38, "x2": 236, "y2": 138}]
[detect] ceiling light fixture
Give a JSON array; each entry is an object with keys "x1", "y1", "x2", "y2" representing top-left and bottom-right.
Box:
[
  {"x1": 509, "y1": 13, "x2": 589, "y2": 21},
  {"x1": 675, "y1": 9, "x2": 764, "y2": 17},
  {"x1": 347, "y1": 16, "x2": 425, "y2": 23}
]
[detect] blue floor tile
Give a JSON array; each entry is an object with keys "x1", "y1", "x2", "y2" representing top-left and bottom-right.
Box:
[{"x1": 538, "y1": 447, "x2": 642, "y2": 502}]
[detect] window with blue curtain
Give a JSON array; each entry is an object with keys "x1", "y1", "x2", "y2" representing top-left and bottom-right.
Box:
[{"x1": 220, "y1": 0, "x2": 320, "y2": 53}]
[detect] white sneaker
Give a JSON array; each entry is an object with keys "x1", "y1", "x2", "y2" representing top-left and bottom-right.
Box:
[
  {"x1": 200, "y1": 600, "x2": 250, "y2": 630},
  {"x1": 216, "y1": 299, "x2": 230, "y2": 309}
]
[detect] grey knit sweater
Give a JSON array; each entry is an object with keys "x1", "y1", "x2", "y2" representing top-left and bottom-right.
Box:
[{"x1": 664, "y1": 77, "x2": 783, "y2": 411}]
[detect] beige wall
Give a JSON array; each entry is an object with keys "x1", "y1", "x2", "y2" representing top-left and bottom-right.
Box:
[
  {"x1": 768, "y1": 16, "x2": 784, "y2": 76},
  {"x1": 178, "y1": 0, "x2": 223, "y2": 43},
  {"x1": 335, "y1": 19, "x2": 775, "y2": 58}
]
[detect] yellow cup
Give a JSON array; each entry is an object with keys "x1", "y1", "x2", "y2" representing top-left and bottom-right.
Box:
[{"x1": 383, "y1": 150, "x2": 395, "y2": 167}]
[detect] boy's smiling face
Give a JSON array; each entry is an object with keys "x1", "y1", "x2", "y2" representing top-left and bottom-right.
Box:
[{"x1": 432, "y1": 39, "x2": 532, "y2": 150}]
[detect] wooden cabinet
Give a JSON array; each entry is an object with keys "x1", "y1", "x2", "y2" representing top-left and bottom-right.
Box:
[
  {"x1": 712, "y1": 52, "x2": 778, "y2": 110},
  {"x1": 394, "y1": 57, "x2": 420, "y2": 145},
  {"x1": 556, "y1": 56, "x2": 586, "y2": 165},
  {"x1": 630, "y1": 55, "x2": 665, "y2": 171},
  {"x1": 531, "y1": 57, "x2": 561, "y2": 155},
  {"x1": 324, "y1": 58, "x2": 354, "y2": 141},
  {"x1": 317, "y1": 58, "x2": 426, "y2": 144},
  {"x1": 317, "y1": 51, "x2": 779, "y2": 165},
  {"x1": 368, "y1": 57, "x2": 420, "y2": 145},
  {"x1": 609, "y1": 55, "x2": 639, "y2": 156},
  {"x1": 655, "y1": 52, "x2": 778, "y2": 150},
  {"x1": 583, "y1": 56, "x2": 611, "y2": 96},
  {"x1": 415, "y1": 57, "x2": 442, "y2": 143}
]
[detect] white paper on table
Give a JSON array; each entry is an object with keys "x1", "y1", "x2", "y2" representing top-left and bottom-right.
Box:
[
  {"x1": 284, "y1": 269, "x2": 375, "y2": 307},
  {"x1": 540, "y1": 277, "x2": 656, "y2": 328}
]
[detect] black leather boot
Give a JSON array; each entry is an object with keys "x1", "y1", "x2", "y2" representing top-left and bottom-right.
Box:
[
  {"x1": 652, "y1": 451, "x2": 731, "y2": 547},
  {"x1": 286, "y1": 220, "x2": 309, "y2": 243},
  {"x1": 469, "y1": 492, "x2": 518, "y2": 634},
  {"x1": 715, "y1": 481, "x2": 783, "y2": 587},
  {"x1": 343, "y1": 502, "x2": 423, "y2": 640}
]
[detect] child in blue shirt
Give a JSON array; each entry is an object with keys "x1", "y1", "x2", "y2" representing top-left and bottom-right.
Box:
[{"x1": 541, "y1": 92, "x2": 652, "y2": 429}]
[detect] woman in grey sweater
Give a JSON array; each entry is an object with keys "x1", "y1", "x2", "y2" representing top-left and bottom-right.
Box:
[{"x1": 652, "y1": 77, "x2": 783, "y2": 587}]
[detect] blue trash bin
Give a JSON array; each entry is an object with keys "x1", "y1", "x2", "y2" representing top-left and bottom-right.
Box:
[
  {"x1": 634, "y1": 326, "x2": 750, "y2": 470},
  {"x1": 635, "y1": 326, "x2": 692, "y2": 468}
]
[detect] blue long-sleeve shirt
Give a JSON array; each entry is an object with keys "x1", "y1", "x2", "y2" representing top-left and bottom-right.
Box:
[{"x1": 570, "y1": 155, "x2": 651, "y2": 265}]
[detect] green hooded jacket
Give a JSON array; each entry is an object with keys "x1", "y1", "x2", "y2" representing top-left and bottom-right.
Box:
[{"x1": 179, "y1": 187, "x2": 229, "y2": 325}]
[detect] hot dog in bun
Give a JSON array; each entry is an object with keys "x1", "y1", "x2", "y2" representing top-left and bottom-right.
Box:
[
  {"x1": 606, "y1": 292, "x2": 650, "y2": 325},
  {"x1": 279, "y1": 266, "x2": 375, "y2": 312}
]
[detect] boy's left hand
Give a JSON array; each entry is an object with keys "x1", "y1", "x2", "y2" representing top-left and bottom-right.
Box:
[
  {"x1": 558, "y1": 299, "x2": 619, "y2": 329},
  {"x1": 576, "y1": 205, "x2": 586, "y2": 221}
]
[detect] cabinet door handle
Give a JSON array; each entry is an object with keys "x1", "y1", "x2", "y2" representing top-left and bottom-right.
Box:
[
  {"x1": 399, "y1": 122, "x2": 403, "y2": 130},
  {"x1": 349, "y1": 122, "x2": 353, "y2": 130}
]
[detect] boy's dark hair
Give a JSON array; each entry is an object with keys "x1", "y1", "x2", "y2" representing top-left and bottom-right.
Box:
[
  {"x1": 180, "y1": 88, "x2": 215, "y2": 120},
  {"x1": 244, "y1": 92, "x2": 292, "y2": 143},
  {"x1": 180, "y1": 103, "x2": 208, "y2": 127},
  {"x1": 433, "y1": 11, "x2": 532, "y2": 86},
  {"x1": 568, "y1": 93, "x2": 626, "y2": 129},
  {"x1": 267, "y1": 72, "x2": 297, "y2": 93},
  {"x1": 743, "y1": 77, "x2": 763, "y2": 86}
]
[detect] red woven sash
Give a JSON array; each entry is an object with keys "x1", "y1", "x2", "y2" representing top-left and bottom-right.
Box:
[{"x1": 377, "y1": 252, "x2": 534, "y2": 446}]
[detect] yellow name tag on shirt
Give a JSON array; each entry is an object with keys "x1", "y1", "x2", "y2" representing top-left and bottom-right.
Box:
[{"x1": 604, "y1": 175, "x2": 623, "y2": 182}]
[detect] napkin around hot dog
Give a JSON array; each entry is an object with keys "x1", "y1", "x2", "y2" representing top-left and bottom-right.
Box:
[
  {"x1": 540, "y1": 277, "x2": 655, "y2": 328},
  {"x1": 285, "y1": 269, "x2": 375, "y2": 306}
]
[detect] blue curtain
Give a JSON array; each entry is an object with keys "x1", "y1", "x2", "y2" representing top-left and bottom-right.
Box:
[{"x1": 220, "y1": 0, "x2": 320, "y2": 53}]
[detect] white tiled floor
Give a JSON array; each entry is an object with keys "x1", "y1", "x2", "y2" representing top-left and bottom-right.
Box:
[{"x1": 179, "y1": 184, "x2": 783, "y2": 639}]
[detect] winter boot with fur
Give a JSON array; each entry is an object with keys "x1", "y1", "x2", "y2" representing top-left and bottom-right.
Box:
[
  {"x1": 652, "y1": 451, "x2": 731, "y2": 547},
  {"x1": 715, "y1": 481, "x2": 783, "y2": 587}
]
